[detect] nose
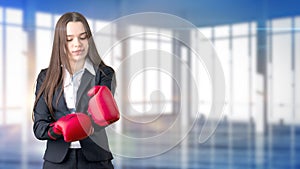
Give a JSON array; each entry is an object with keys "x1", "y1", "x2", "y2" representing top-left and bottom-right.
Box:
[{"x1": 73, "y1": 37, "x2": 82, "y2": 47}]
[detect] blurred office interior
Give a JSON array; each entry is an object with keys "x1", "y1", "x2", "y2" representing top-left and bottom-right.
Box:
[{"x1": 0, "y1": 0, "x2": 300, "y2": 168}]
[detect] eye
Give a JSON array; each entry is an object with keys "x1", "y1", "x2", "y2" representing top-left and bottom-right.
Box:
[
  {"x1": 66, "y1": 38, "x2": 73, "y2": 42},
  {"x1": 79, "y1": 33, "x2": 87, "y2": 40}
]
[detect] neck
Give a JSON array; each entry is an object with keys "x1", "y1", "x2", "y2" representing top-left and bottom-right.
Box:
[{"x1": 70, "y1": 59, "x2": 85, "y2": 74}]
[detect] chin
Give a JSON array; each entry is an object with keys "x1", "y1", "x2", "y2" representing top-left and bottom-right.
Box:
[{"x1": 71, "y1": 55, "x2": 86, "y2": 62}]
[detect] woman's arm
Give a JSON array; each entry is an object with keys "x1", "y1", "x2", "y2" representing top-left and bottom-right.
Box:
[
  {"x1": 92, "y1": 66, "x2": 117, "y2": 131},
  {"x1": 33, "y1": 69, "x2": 59, "y2": 140}
]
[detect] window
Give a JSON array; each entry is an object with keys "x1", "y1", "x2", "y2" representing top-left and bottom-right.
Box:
[
  {"x1": 268, "y1": 17, "x2": 293, "y2": 124},
  {"x1": 194, "y1": 22, "x2": 257, "y2": 122},
  {"x1": 127, "y1": 26, "x2": 173, "y2": 115},
  {"x1": 0, "y1": 8, "x2": 26, "y2": 124}
]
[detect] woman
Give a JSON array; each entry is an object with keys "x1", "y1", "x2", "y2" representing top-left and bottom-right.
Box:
[{"x1": 33, "y1": 12, "x2": 116, "y2": 169}]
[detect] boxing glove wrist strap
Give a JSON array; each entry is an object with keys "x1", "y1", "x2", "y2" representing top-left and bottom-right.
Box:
[{"x1": 48, "y1": 125, "x2": 62, "y2": 140}]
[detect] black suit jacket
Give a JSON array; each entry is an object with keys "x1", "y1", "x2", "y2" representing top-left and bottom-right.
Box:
[{"x1": 33, "y1": 65, "x2": 115, "y2": 163}]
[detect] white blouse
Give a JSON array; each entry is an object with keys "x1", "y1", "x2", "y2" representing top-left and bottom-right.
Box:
[{"x1": 63, "y1": 59, "x2": 95, "y2": 148}]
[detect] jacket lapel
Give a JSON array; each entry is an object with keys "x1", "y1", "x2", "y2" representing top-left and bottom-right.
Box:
[
  {"x1": 53, "y1": 86, "x2": 69, "y2": 120},
  {"x1": 76, "y1": 69, "x2": 95, "y2": 108}
]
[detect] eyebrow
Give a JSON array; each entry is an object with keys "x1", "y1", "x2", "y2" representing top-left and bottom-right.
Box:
[{"x1": 67, "y1": 32, "x2": 87, "y2": 37}]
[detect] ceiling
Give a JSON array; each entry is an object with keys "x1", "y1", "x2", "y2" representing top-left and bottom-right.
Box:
[{"x1": 0, "y1": 0, "x2": 300, "y2": 27}]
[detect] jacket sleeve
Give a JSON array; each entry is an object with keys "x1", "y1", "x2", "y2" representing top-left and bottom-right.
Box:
[
  {"x1": 99, "y1": 66, "x2": 116, "y2": 95},
  {"x1": 33, "y1": 69, "x2": 58, "y2": 140}
]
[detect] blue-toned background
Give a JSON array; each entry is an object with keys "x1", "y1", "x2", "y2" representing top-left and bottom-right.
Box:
[{"x1": 0, "y1": 0, "x2": 300, "y2": 168}]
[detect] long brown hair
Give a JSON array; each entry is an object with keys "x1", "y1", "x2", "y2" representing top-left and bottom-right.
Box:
[{"x1": 33, "y1": 12, "x2": 106, "y2": 119}]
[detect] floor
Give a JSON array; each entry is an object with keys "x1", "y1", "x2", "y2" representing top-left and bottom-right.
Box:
[{"x1": 0, "y1": 119, "x2": 299, "y2": 169}]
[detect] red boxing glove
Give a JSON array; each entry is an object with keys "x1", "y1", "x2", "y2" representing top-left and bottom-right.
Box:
[
  {"x1": 48, "y1": 113, "x2": 93, "y2": 142},
  {"x1": 87, "y1": 85, "x2": 120, "y2": 126}
]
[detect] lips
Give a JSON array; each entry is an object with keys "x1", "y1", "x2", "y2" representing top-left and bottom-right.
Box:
[{"x1": 72, "y1": 49, "x2": 84, "y2": 55}]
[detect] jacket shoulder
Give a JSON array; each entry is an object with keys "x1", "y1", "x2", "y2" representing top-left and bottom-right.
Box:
[
  {"x1": 97, "y1": 65, "x2": 114, "y2": 74},
  {"x1": 35, "y1": 68, "x2": 48, "y2": 95},
  {"x1": 95, "y1": 65, "x2": 116, "y2": 94},
  {"x1": 37, "y1": 68, "x2": 48, "y2": 81}
]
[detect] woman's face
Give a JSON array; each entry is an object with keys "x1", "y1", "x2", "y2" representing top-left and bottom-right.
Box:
[{"x1": 66, "y1": 21, "x2": 89, "y2": 66}]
